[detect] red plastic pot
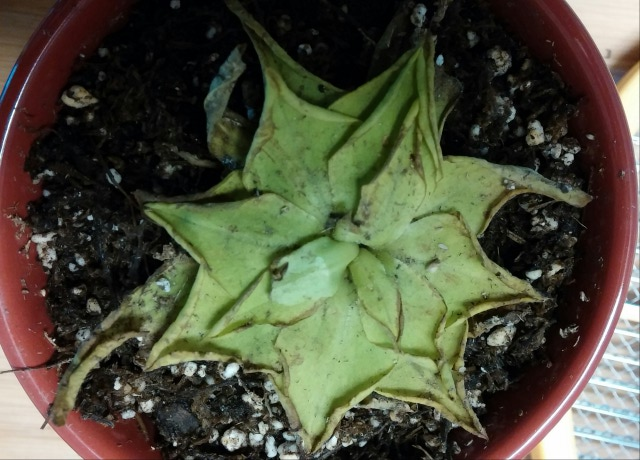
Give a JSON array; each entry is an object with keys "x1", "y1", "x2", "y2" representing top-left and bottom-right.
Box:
[{"x1": 0, "y1": 1, "x2": 636, "y2": 459}]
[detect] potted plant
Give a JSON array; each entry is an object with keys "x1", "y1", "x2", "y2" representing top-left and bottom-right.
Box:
[{"x1": 0, "y1": 0, "x2": 636, "y2": 459}]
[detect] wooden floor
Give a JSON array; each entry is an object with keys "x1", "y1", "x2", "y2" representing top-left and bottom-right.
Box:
[{"x1": 0, "y1": 1, "x2": 637, "y2": 458}]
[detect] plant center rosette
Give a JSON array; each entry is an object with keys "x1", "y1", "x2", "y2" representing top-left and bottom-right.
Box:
[{"x1": 50, "y1": 0, "x2": 591, "y2": 453}]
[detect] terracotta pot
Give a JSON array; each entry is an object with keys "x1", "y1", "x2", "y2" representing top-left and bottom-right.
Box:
[{"x1": 0, "y1": 1, "x2": 636, "y2": 459}]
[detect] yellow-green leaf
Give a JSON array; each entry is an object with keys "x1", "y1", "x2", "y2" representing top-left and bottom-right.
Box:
[
  {"x1": 270, "y1": 236, "x2": 359, "y2": 306},
  {"x1": 417, "y1": 156, "x2": 592, "y2": 235},
  {"x1": 51, "y1": 255, "x2": 197, "y2": 425},
  {"x1": 225, "y1": 0, "x2": 343, "y2": 106},
  {"x1": 332, "y1": 100, "x2": 426, "y2": 246},
  {"x1": 274, "y1": 277, "x2": 395, "y2": 450},
  {"x1": 144, "y1": 194, "x2": 322, "y2": 296}
]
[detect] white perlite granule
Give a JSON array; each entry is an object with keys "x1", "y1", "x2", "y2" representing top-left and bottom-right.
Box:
[
  {"x1": 486, "y1": 324, "x2": 517, "y2": 347},
  {"x1": 31, "y1": 232, "x2": 57, "y2": 269},
  {"x1": 221, "y1": 428, "x2": 247, "y2": 452},
  {"x1": 221, "y1": 362, "x2": 240, "y2": 379},
  {"x1": 410, "y1": 3, "x2": 427, "y2": 27},
  {"x1": 487, "y1": 46, "x2": 512, "y2": 76},
  {"x1": 526, "y1": 120, "x2": 545, "y2": 146},
  {"x1": 265, "y1": 436, "x2": 277, "y2": 458}
]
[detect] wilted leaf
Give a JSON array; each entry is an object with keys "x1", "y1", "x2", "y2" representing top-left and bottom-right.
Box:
[
  {"x1": 146, "y1": 266, "x2": 283, "y2": 372},
  {"x1": 51, "y1": 255, "x2": 197, "y2": 425},
  {"x1": 416, "y1": 156, "x2": 592, "y2": 235},
  {"x1": 204, "y1": 45, "x2": 254, "y2": 166}
]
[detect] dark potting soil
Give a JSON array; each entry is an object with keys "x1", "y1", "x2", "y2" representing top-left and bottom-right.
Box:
[{"x1": 22, "y1": 0, "x2": 589, "y2": 459}]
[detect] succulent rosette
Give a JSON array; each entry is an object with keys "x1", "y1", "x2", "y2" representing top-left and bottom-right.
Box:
[{"x1": 51, "y1": 0, "x2": 590, "y2": 452}]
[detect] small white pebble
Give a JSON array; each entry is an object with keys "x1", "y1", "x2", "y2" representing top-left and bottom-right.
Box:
[
  {"x1": 183, "y1": 362, "x2": 198, "y2": 377},
  {"x1": 487, "y1": 46, "x2": 512, "y2": 76},
  {"x1": 42, "y1": 189, "x2": 51, "y2": 197},
  {"x1": 249, "y1": 432, "x2": 264, "y2": 447},
  {"x1": 282, "y1": 431, "x2": 296, "y2": 442},
  {"x1": 86, "y1": 298, "x2": 101, "y2": 314},
  {"x1": 526, "y1": 269, "x2": 543, "y2": 281},
  {"x1": 325, "y1": 435, "x2": 338, "y2": 450},
  {"x1": 277, "y1": 442, "x2": 299, "y2": 459},
  {"x1": 264, "y1": 379, "x2": 276, "y2": 392},
  {"x1": 358, "y1": 440, "x2": 368, "y2": 447},
  {"x1": 547, "y1": 263, "x2": 564, "y2": 276},
  {"x1": 579, "y1": 291, "x2": 590, "y2": 302},
  {"x1": 410, "y1": 3, "x2": 427, "y2": 27},
  {"x1": 205, "y1": 375, "x2": 216, "y2": 385},
  {"x1": 139, "y1": 399, "x2": 155, "y2": 413},
  {"x1": 487, "y1": 324, "x2": 517, "y2": 347},
  {"x1": 466, "y1": 30, "x2": 479, "y2": 47},
  {"x1": 86, "y1": 214, "x2": 94, "y2": 221},
  {"x1": 221, "y1": 362, "x2": 240, "y2": 380},
  {"x1": 68, "y1": 262, "x2": 78, "y2": 272},
  {"x1": 369, "y1": 417, "x2": 381, "y2": 428},
  {"x1": 72, "y1": 287, "x2": 83, "y2": 295},
  {"x1": 60, "y1": 85, "x2": 99, "y2": 108},
  {"x1": 221, "y1": 428, "x2": 247, "y2": 452},
  {"x1": 206, "y1": 26, "x2": 217, "y2": 40},
  {"x1": 585, "y1": 133, "x2": 595, "y2": 140},
  {"x1": 265, "y1": 436, "x2": 278, "y2": 458},
  {"x1": 544, "y1": 143, "x2": 562, "y2": 159},
  {"x1": 106, "y1": 168, "x2": 122, "y2": 186},
  {"x1": 197, "y1": 365, "x2": 207, "y2": 378},
  {"x1": 169, "y1": 0, "x2": 181, "y2": 9},
  {"x1": 506, "y1": 106, "x2": 516, "y2": 124},
  {"x1": 341, "y1": 438, "x2": 355, "y2": 447},
  {"x1": 435, "y1": 54, "x2": 444, "y2": 66},
  {"x1": 74, "y1": 253, "x2": 86, "y2": 267},
  {"x1": 31, "y1": 232, "x2": 58, "y2": 269},
  {"x1": 120, "y1": 409, "x2": 136, "y2": 420},
  {"x1": 297, "y1": 44, "x2": 312, "y2": 56},
  {"x1": 75, "y1": 327, "x2": 91, "y2": 342},
  {"x1": 209, "y1": 429, "x2": 220, "y2": 443},
  {"x1": 242, "y1": 392, "x2": 264, "y2": 411},
  {"x1": 469, "y1": 124, "x2": 481, "y2": 140},
  {"x1": 113, "y1": 377, "x2": 123, "y2": 391},
  {"x1": 134, "y1": 379, "x2": 146, "y2": 392},
  {"x1": 258, "y1": 421, "x2": 269, "y2": 436},
  {"x1": 561, "y1": 152, "x2": 575, "y2": 166},
  {"x1": 271, "y1": 420, "x2": 284, "y2": 431},
  {"x1": 170, "y1": 365, "x2": 180, "y2": 375},
  {"x1": 526, "y1": 120, "x2": 545, "y2": 146},
  {"x1": 155, "y1": 277, "x2": 171, "y2": 293},
  {"x1": 268, "y1": 392, "x2": 279, "y2": 404}
]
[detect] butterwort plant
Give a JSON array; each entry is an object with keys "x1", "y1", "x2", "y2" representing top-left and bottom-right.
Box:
[{"x1": 51, "y1": 0, "x2": 591, "y2": 452}]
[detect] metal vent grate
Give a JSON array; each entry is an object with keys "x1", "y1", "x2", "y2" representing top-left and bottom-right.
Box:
[{"x1": 572, "y1": 135, "x2": 640, "y2": 460}]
